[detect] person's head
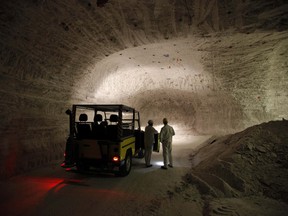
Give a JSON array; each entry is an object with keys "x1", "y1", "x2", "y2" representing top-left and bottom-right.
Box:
[
  {"x1": 163, "y1": 118, "x2": 168, "y2": 125},
  {"x1": 148, "y1": 120, "x2": 153, "y2": 126}
]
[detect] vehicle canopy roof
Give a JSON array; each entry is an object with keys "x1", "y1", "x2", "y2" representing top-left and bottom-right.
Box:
[{"x1": 72, "y1": 104, "x2": 138, "y2": 113}]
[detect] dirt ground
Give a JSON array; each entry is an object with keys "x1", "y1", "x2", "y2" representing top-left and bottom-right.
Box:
[{"x1": 1, "y1": 120, "x2": 288, "y2": 216}]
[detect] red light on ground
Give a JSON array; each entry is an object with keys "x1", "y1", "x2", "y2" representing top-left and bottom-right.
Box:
[
  {"x1": 112, "y1": 156, "x2": 119, "y2": 162},
  {"x1": 27, "y1": 177, "x2": 64, "y2": 190}
]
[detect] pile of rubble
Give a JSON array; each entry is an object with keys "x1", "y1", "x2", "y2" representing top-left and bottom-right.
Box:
[{"x1": 186, "y1": 119, "x2": 288, "y2": 203}]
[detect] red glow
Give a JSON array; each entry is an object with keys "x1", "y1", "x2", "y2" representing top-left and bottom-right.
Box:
[
  {"x1": 0, "y1": 176, "x2": 65, "y2": 215},
  {"x1": 112, "y1": 156, "x2": 119, "y2": 162},
  {"x1": 26, "y1": 177, "x2": 64, "y2": 190}
]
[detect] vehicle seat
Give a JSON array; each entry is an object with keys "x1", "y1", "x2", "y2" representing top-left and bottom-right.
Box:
[
  {"x1": 94, "y1": 114, "x2": 102, "y2": 123},
  {"x1": 77, "y1": 113, "x2": 91, "y2": 139},
  {"x1": 92, "y1": 114, "x2": 106, "y2": 139},
  {"x1": 107, "y1": 114, "x2": 120, "y2": 140}
]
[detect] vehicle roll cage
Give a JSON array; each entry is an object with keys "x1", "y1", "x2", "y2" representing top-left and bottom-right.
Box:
[{"x1": 66, "y1": 104, "x2": 141, "y2": 141}]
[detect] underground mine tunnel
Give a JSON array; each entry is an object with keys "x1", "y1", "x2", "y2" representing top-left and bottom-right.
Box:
[{"x1": 0, "y1": 0, "x2": 287, "y2": 180}]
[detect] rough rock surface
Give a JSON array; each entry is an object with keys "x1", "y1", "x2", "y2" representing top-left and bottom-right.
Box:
[{"x1": 183, "y1": 120, "x2": 288, "y2": 215}]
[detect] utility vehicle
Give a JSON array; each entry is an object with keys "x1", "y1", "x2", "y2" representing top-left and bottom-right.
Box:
[{"x1": 61, "y1": 104, "x2": 158, "y2": 176}]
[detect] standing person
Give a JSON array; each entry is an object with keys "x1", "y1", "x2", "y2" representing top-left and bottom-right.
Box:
[
  {"x1": 160, "y1": 118, "x2": 175, "y2": 169},
  {"x1": 144, "y1": 120, "x2": 158, "y2": 167}
]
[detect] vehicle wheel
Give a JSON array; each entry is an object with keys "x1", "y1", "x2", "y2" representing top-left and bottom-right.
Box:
[{"x1": 118, "y1": 151, "x2": 132, "y2": 176}]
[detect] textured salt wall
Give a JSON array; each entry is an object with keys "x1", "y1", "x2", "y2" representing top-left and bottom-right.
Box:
[
  {"x1": 202, "y1": 32, "x2": 288, "y2": 128},
  {"x1": 0, "y1": 0, "x2": 287, "y2": 178},
  {"x1": 82, "y1": 32, "x2": 288, "y2": 135}
]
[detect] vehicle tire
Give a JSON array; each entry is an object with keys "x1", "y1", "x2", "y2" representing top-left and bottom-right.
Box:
[{"x1": 118, "y1": 151, "x2": 132, "y2": 176}]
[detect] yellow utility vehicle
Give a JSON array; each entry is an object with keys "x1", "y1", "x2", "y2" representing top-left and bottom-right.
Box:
[{"x1": 61, "y1": 104, "x2": 150, "y2": 176}]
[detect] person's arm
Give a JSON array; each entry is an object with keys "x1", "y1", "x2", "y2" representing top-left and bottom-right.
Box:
[
  {"x1": 172, "y1": 127, "x2": 175, "y2": 136},
  {"x1": 153, "y1": 127, "x2": 158, "y2": 134}
]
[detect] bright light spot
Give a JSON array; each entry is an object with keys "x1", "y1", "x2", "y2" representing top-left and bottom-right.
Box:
[
  {"x1": 113, "y1": 156, "x2": 119, "y2": 162},
  {"x1": 89, "y1": 38, "x2": 205, "y2": 102},
  {"x1": 154, "y1": 161, "x2": 164, "y2": 166}
]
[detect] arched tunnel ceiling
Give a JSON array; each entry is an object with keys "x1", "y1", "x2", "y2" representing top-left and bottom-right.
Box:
[
  {"x1": 80, "y1": 32, "x2": 288, "y2": 134},
  {"x1": 0, "y1": 0, "x2": 288, "y2": 177}
]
